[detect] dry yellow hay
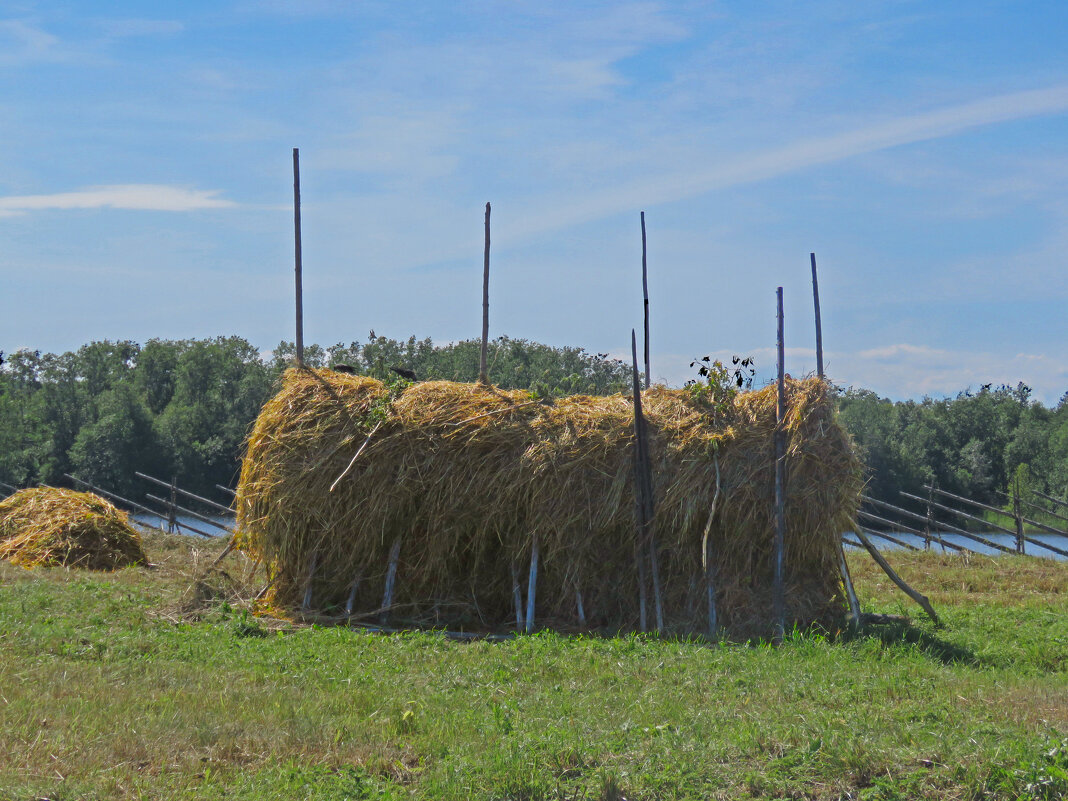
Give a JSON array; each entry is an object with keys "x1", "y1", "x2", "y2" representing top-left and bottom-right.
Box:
[
  {"x1": 235, "y1": 369, "x2": 863, "y2": 637},
  {"x1": 0, "y1": 487, "x2": 146, "y2": 570}
]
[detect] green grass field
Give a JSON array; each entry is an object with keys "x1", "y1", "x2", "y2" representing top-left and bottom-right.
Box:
[{"x1": 0, "y1": 535, "x2": 1065, "y2": 800}]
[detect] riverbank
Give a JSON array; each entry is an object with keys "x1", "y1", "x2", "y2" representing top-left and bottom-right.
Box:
[{"x1": 0, "y1": 534, "x2": 1064, "y2": 800}]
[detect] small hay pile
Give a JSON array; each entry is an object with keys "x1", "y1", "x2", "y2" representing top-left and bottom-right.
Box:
[
  {"x1": 0, "y1": 487, "x2": 146, "y2": 570},
  {"x1": 235, "y1": 369, "x2": 863, "y2": 637}
]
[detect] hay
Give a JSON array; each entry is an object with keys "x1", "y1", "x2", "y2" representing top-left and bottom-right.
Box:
[
  {"x1": 235, "y1": 369, "x2": 863, "y2": 637},
  {"x1": 0, "y1": 487, "x2": 147, "y2": 570}
]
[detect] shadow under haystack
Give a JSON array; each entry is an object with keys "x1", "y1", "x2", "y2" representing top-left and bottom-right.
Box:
[
  {"x1": 0, "y1": 487, "x2": 147, "y2": 570},
  {"x1": 234, "y1": 369, "x2": 862, "y2": 638}
]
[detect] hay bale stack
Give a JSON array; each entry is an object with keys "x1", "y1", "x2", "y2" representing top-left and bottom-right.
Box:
[
  {"x1": 235, "y1": 369, "x2": 862, "y2": 636},
  {"x1": 0, "y1": 487, "x2": 146, "y2": 570}
]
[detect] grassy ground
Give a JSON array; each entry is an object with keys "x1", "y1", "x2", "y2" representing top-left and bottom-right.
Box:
[{"x1": 0, "y1": 534, "x2": 1065, "y2": 800}]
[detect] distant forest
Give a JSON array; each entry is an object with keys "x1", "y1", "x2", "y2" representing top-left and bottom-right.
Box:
[{"x1": 1, "y1": 336, "x2": 1066, "y2": 518}]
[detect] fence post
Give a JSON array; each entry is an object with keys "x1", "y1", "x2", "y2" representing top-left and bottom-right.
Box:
[
  {"x1": 168, "y1": 475, "x2": 178, "y2": 534},
  {"x1": 924, "y1": 483, "x2": 933, "y2": 550},
  {"x1": 1013, "y1": 477, "x2": 1025, "y2": 555}
]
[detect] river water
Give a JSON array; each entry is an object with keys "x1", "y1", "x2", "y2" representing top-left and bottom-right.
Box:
[{"x1": 846, "y1": 531, "x2": 1068, "y2": 561}]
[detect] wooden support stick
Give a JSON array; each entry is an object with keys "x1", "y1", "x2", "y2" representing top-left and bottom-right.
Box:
[
  {"x1": 330, "y1": 422, "x2": 383, "y2": 492},
  {"x1": 810, "y1": 253, "x2": 824, "y2": 379},
  {"x1": 345, "y1": 574, "x2": 361, "y2": 617},
  {"x1": 634, "y1": 537, "x2": 648, "y2": 632},
  {"x1": 211, "y1": 537, "x2": 237, "y2": 568},
  {"x1": 525, "y1": 534, "x2": 539, "y2": 634},
  {"x1": 381, "y1": 537, "x2": 402, "y2": 625},
  {"x1": 302, "y1": 550, "x2": 318, "y2": 612},
  {"x1": 479, "y1": 202, "x2": 491, "y2": 385},
  {"x1": 853, "y1": 530, "x2": 939, "y2": 625},
  {"x1": 773, "y1": 287, "x2": 786, "y2": 644},
  {"x1": 837, "y1": 541, "x2": 861, "y2": 625},
  {"x1": 293, "y1": 147, "x2": 304, "y2": 367},
  {"x1": 641, "y1": 211, "x2": 650, "y2": 390},
  {"x1": 510, "y1": 561, "x2": 524, "y2": 631}
]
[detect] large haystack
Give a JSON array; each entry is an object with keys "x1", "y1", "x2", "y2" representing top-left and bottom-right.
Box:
[
  {"x1": 0, "y1": 487, "x2": 146, "y2": 570},
  {"x1": 235, "y1": 369, "x2": 862, "y2": 637}
]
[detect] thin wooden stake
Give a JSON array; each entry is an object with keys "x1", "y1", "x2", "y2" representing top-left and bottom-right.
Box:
[
  {"x1": 510, "y1": 561, "x2": 524, "y2": 631},
  {"x1": 302, "y1": 550, "x2": 318, "y2": 612},
  {"x1": 479, "y1": 202, "x2": 491, "y2": 385},
  {"x1": 810, "y1": 253, "x2": 823, "y2": 379},
  {"x1": 641, "y1": 211, "x2": 650, "y2": 390},
  {"x1": 345, "y1": 574, "x2": 361, "y2": 617},
  {"x1": 634, "y1": 537, "x2": 648, "y2": 632},
  {"x1": 1013, "y1": 476, "x2": 1025, "y2": 555},
  {"x1": 293, "y1": 147, "x2": 304, "y2": 367},
  {"x1": 381, "y1": 537, "x2": 401, "y2": 625},
  {"x1": 837, "y1": 541, "x2": 861, "y2": 626},
  {"x1": 525, "y1": 534, "x2": 539, "y2": 633},
  {"x1": 773, "y1": 287, "x2": 786, "y2": 644}
]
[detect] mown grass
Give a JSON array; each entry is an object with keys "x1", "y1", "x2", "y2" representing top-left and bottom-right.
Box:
[{"x1": 0, "y1": 535, "x2": 1065, "y2": 800}]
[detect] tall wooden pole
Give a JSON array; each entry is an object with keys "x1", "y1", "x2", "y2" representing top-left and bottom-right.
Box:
[
  {"x1": 631, "y1": 329, "x2": 663, "y2": 632},
  {"x1": 293, "y1": 148, "x2": 304, "y2": 367},
  {"x1": 479, "y1": 202, "x2": 491, "y2": 385},
  {"x1": 641, "y1": 212, "x2": 650, "y2": 389},
  {"x1": 810, "y1": 253, "x2": 823, "y2": 379},
  {"x1": 773, "y1": 287, "x2": 786, "y2": 643}
]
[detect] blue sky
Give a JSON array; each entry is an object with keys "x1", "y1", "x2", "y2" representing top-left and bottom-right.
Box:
[{"x1": 2, "y1": 1, "x2": 1067, "y2": 403}]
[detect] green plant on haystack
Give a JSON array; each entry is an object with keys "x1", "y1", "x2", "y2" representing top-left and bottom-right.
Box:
[{"x1": 686, "y1": 355, "x2": 755, "y2": 419}]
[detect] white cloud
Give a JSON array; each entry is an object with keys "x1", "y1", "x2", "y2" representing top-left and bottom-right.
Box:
[
  {"x1": 0, "y1": 185, "x2": 237, "y2": 214},
  {"x1": 499, "y1": 84, "x2": 1068, "y2": 242}
]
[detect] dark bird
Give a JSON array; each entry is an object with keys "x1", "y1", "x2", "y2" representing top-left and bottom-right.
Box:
[
  {"x1": 332, "y1": 363, "x2": 356, "y2": 374},
  {"x1": 391, "y1": 366, "x2": 417, "y2": 381}
]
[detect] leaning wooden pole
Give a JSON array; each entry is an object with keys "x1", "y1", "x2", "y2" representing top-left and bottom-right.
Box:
[
  {"x1": 773, "y1": 287, "x2": 787, "y2": 643},
  {"x1": 293, "y1": 148, "x2": 304, "y2": 367},
  {"x1": 810, "y1": 253, "x2": 823, "y2": 379},
  {"x1": 479, "y1": 202, "x2": 491, "y2": 385},
  {"x1": 641, "y1": 211, "x2": 650, "y2": 390},
  {"x1": 853, "y1": 530, "x2": 940, "y2": 625}
]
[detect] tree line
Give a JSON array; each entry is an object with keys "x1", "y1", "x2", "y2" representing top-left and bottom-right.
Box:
[
  {"x1": 0, "y1": 335, "x2": 631, "y2": 500},
  {"x1": 1, "y1": 336, "x2": 1065, "y2": 521}
]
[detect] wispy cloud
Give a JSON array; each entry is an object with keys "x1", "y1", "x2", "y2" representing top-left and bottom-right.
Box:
[
  {"x1": 0, "y1": 19, "x2": 62, "y2": 65},
  {"x1": 100, "y1": 19, "x2": 185, "y2": 38},
  {"x1": 501, "y1": 85, "x2": 1068, "y2": 241},
  {"x1": 0, "y1": 185, "x2": 236, "y2": 215}
]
